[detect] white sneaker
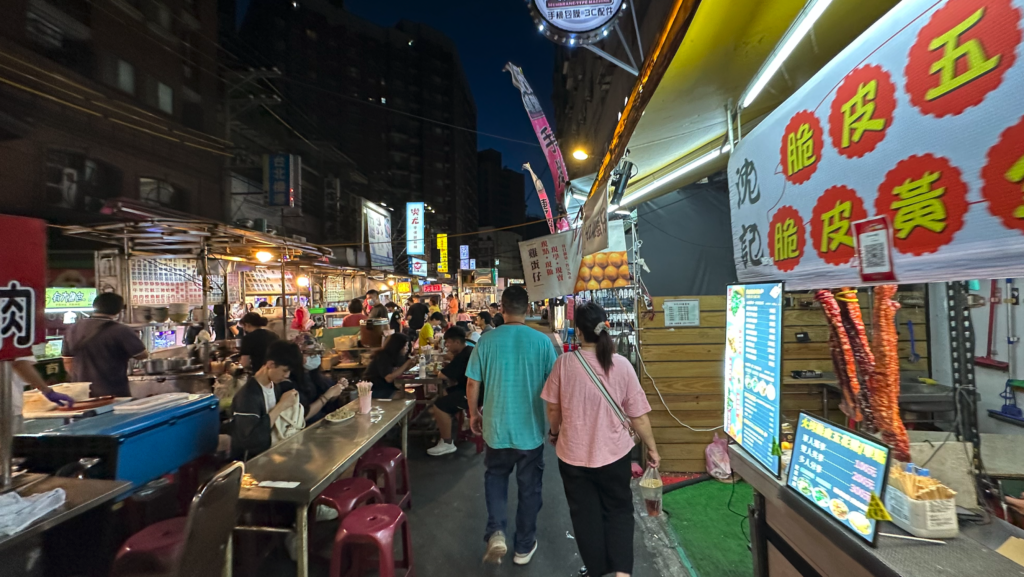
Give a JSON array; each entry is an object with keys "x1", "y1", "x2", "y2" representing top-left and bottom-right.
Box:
[
  {"x1": 483, "y1": 531, "x2": 508, "y2": 564},
  {"x1": 427, "y1": 439, "x2": 457, "y2": 456},
  {"x1": 315, "y1": 504, "x2": 339, "y2": 521},
  {"x1": 513, "y1": 541, "x2": 538, "y2": 565}
]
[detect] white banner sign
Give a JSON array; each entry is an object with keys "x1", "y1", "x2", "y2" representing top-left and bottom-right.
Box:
[
  {"x1": 406, "y1": 202, "x2": 424, "y2": 256},
  {"x1": 364, "y1": 201, "x2": 393, "y2": 270},
  {"x1": 729, "y1": 0, "x2": 1024, "y2": 289},
  {"x1": 581, "y1": 187, "x2": 609, "y2": 257},
  {"x1": 519, "y1": 230, "x2": 584, "y2": 300}
]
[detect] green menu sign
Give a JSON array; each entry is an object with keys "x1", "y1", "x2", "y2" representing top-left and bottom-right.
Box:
[{"x1": 45, "y1": 287, "x2": 96, "y2": 311}]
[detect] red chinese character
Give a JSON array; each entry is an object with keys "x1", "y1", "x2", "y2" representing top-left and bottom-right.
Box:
[
  {"x1": 767, "y1": 206, "x2": 806, "y2": 272},
  {"x1": 876, "y1": 154, "x2": 967, "y2": 255},
  {"x1": 810, "y1": 186, "x2": 867, "y2": 266},
  {"x1": 780, "y1": 111, "x2": 823, "y2": 185},
  {"x1": 982, "y1": 114, "x2": 1024, "y2": 233},
  {"x1": 828, "y1": 65, "x2": 896, "y2": 159},
  {"x1": 905, "y1": 0, "x2": 1021, "y2": 117}
]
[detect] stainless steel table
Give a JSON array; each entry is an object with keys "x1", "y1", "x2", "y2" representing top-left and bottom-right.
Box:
[
  {"x1": 0, "y1": 476, "x2": 131, "y2": 552},
  {"x1": 236, "y1": 397, "x2": 415, "y2": 577}
]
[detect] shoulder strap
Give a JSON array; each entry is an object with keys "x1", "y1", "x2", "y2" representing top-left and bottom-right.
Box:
[{"x1": 573, "y1": 350, "x2": 630, "y2": 428}]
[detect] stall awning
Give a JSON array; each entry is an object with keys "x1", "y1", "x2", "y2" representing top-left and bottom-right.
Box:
[
  {"x1": 591, "y1": 0, "x2": 901, "y2": 208},
  {"x1": 61, "y1": 199, "x2": 335, "y2": 262}
]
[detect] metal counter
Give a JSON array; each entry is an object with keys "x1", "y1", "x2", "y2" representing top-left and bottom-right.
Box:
[
  {"x1": 731, "y1": 446, "x2": 1024, "y2": 577},
  {"x1": 236, "y1": 398, "x2": 415, "y2": 577},
  {"x1": 0, "y1": 476, "x2": 131, "y2": 553},
  {"x1": 128, "y1": 372, "x2": 213, "y2": 397}
]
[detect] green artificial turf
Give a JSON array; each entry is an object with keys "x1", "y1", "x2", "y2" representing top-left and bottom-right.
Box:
[{"x1": 661, "y1": 480, "x2": 754, "y2": 577}]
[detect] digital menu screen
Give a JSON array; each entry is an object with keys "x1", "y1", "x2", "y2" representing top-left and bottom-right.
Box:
[
  {"x1": 787, "y1": 412, "x2": 891, "y2": 546},
  {"x1": 724, "y1": 283, "x2": 783, "y2": 476}
]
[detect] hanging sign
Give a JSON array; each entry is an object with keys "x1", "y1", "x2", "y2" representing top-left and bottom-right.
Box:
[
  {"x1": 728, "y1": 0, "x2": 1024, "y2": 289},
  {"x1": 581, "y1": 186, "x2": 610, "y2": 257},
  {"x1": 436, "y1": 233, "x2": 449, "y2": 273},
  {"x1": 527, "y1": 0, "x2": 626, "y2": 46},
  {"x1": 0, "y1": 215, "x2": 46, "y2": 360},
  {"x1": 519, "y1": 230, "x2": 584, "y2": 300},
  {"x1": 407, "y1": 202, "x2": 425, "y2": 256},
  {"x1": 364, "y1": 201, "x2": 393, "y2": 270},
  {"x1": 264, "y1": 154, "x2": 301, "y2": 210},
  {"x1": 854, "y1": 216, "x2": 897, "y2": 283},
  {"x1": 408, "y1": 257, "x2": 427, "y2": 278},
  {"x1": 459, "y1": 245, "x2": 469, "y2": 259}
]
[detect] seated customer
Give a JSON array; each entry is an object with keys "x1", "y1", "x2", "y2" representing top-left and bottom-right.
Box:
[
  {"x1": 363, "y1": 333, "x2": 417, "y2": 399},
  {"x1": 419, "y1": 312, "x2": 445, "y2": 349},
  {"x1": 230, "y1": 341, "x2": 302, "y2": 461},
  {"x1": 342, "y1": 299, "x2": 367, "y2": 327},
  {"x1": 427, "y1": 326, "x2": 477, "y2": 456},
  {"x1": 280, "y1": 334, "x2": 345, "y2": 424}
]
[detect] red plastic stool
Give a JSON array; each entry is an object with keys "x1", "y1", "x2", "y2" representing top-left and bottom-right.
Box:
[
  {"x1": 111, "y1": 517, "x2": 186, "y2": 575},
  {"x1": 355, "y1": 447, "x2": 411, "y2": 509},
  {"x1": 329, "y1": 504, "x2": 414, "y2": 577},
  {"x1": 455, "y1": 411, "x2": 485, "y2": 454},
  {"x1": 315, "y1": 477, "x2": 384, "y2": 522}
]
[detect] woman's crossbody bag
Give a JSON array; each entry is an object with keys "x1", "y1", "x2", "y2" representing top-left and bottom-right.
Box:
[{"x1": 573, "y1": 350, "x2": 637, "y2": 442}]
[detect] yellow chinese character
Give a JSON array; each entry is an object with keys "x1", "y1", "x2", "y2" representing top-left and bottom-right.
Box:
[
  {"x1": 787, "y1": 123, "x2": 816, "y2": 175},
  {"x1": 872, "y1": 448, "x2": 887, "y2": 465},
  {"x1": 774, "y1": 218, "x2": 799, "y2": 261},
  {"x1": 891, "y1": 171, "x2": 947, "y2": 239},
  {"x1": 841, "y1": 80, "x2": 887, "y2": 147},
  {"x1": 925, "y1": 8, "x2": 1001, "y2": 101},
  {"x1": 802, "y1": 417, "x2": 813, "y2": 430},
  {"x1": 820, "y1": 201, "x2": 854, "y2": 253},
  {"x1": 1006, "y1": 155, "x2": 1024, "y2": 219}
]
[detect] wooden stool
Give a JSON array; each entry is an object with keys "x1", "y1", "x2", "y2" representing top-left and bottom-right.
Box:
[
  {"x1": 355, "y1": 446, "x2": 411, "y2": 509},
  {"x1": 330, "y1": 504, "x2": 414, "y2": 577}
]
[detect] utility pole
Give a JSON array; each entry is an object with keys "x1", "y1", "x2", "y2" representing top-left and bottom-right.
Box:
[{"x1": 222, "y1": 68, "x2": 282, "y2": 223}]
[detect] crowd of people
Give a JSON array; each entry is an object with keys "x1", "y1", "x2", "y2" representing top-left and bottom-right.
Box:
[{"x1": 31, "y1": 284, "x2": 662, "y2": 576}]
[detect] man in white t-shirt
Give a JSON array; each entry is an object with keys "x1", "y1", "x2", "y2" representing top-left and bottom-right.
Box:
[{"x1": 11, "y1": 357, "x2": 75, "y2": 432}]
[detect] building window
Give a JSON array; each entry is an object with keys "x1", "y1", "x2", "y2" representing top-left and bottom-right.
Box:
[
  {"x1": 26, "y1": 12, "x2": 63, "y2": 49},
  {"x1": 117, "y1": 60, "x2": 135, "y2": 94},
  {"x1": 139, "y1": 178, "x2": 182, "y2": 209},
  {"x1": 157, "y1": 82, "x2": 173, "y2": 114}
]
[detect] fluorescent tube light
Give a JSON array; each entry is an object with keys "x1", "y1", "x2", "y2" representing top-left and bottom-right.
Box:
[{"x1": 619, "y1": 149, "x2": 722, "y2": 209}]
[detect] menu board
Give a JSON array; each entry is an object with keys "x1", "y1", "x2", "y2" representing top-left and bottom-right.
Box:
[
  {"x1": 724, "y1": 282, "x2": 783, "y2": 476},
  {"x1": 129, "y1": 258, "x2": 224, "y2": 306},
  {"x1": 788, "y1": 412, "x2": 890, "y2": 546}
]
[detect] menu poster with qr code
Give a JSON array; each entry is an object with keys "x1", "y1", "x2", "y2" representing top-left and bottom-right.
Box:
[
  {"x1": 663, "y1": 299, "x2": 700, "y2": 327},
  {"x1": 243, "y1": 270, "x2": 297, "y2": 295},
  {"x1": 129, "y1": 258, "x2": 224, "y2": 306},
  {"x1": 854, "y1": 217, "x2": 897, "y2": 283},
  {"x1": 727, "y1": 0, "x2": 1024, "y2": 289}
]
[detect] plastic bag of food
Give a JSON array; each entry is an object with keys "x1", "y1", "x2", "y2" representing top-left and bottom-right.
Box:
[
  {"x1": 705, "y1": 433, "x2": 732, "y2": 480},
  {"x1": 638, "y1": 466, "x2": 663, "y2": 516}
]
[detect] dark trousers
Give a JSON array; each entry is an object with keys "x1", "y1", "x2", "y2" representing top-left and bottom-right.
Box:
[
  {"x1": 484, "y1": 444, "x2": 545, "y2": 554},
  {"x1": 558, "y1": 452, "x2": 634, "y2": 576}
]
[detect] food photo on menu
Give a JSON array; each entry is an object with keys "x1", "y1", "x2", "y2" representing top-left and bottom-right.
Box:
[{"x1": 788, "y1": 413, "x2": 890, "y2": 544}]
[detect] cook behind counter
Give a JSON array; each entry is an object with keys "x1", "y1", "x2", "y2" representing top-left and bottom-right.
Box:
[{"x1": 61, "y1": 294, "x2": 149, "y2": 398}]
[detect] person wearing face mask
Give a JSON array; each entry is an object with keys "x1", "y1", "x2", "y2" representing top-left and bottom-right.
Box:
[
  {"x1": 280, "y1": 334, "x2": 345, "y2": 424},
  {"x1": 62, "y1": 292, "x2": 148, "y2": 398}
]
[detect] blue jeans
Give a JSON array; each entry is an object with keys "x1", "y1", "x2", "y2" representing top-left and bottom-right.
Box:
[{"x1": 484, "y1": 444, "x2": 544, "y2": 554}]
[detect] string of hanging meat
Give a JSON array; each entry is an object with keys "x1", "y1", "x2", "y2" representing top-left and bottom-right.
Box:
[
  {"x1": 816, "y1": 290, "x2": 863, "y2": 422},
  {"x1": 872, "y1": 285, "x2": 911, "y2": 462},
  {"x1": 837, "y1": 289, "x2": 874, "y2": 430}
]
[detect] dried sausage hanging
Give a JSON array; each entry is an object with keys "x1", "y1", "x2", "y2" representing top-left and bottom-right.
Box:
[{"x1": 816, "y1": 289, "x2": 863, "y2": 422}]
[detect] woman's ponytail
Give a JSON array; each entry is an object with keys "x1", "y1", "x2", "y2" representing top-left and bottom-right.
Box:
[
  {"x1": 576, "y1": 302, "x2": 614, "y2": 374},
  {"x1": 594, "y1": 325, "x2": 614, "y2": 374}
]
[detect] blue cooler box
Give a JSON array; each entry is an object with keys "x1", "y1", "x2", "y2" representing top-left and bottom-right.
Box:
[{"x1": 15, "y1": 395, "x2": 220, "y2": 490}]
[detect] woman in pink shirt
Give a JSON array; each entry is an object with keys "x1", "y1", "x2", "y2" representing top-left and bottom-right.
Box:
[{"x1": 542, "y1": 302, "x2": 659, "y2": 577}]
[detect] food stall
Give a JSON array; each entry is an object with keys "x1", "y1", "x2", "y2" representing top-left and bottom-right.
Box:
[{"x1": 716, "y1": 0, "x2": 1024, "y2": 574}]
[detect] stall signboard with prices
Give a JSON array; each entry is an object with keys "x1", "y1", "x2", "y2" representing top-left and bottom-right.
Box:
[
  {"x1": 0, "y1": 215, "x2": 46, "y2": 360},
  {"x1": 788, "y1": 412, "x2": 891, "y2": 546},
  {"x1": 664, "y1": 299, "x2": 700, "y2": 327},
  {"x1": 724, "y1": 283, "x2": 783, "y2": 476},
  {"x1": 131, "y1": 259, "x2": 224, "y2": 305},
  {"x1": 407, "y1": 202, "x2": 425, "y2": 256},
  {"x1": 728, "y1": 0, "x2": 1024, "y2": 289}
]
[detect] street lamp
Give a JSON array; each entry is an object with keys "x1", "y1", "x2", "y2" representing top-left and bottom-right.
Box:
[
  {"x1": 255, "y1": 251, "x2": 274, "y2": 263},
  {"x1": 572, "y1": 149, "x2": 589, "y2": 160}
]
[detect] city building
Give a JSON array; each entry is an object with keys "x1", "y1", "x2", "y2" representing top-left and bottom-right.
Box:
[
  {"x1": 0, "y1": 0, "x2": 226, "y2": 224},
  {"x1": 476, "y1": 227, "x2": 523, "y2": 282},
  {"x1": 477, "y1": 149, "x2": 526, "y2": 230},
  {"x1": 234, "y1": 0, "x2": 479, "y2": 274},
  {"x1": 552, "y1": 0, "x2": 674, "y2": 183}
]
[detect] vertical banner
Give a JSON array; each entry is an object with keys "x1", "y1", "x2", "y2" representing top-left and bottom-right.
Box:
[
  {"x1": 506, "y1": 62, "x2": 570, "y2": 232},
  {"x1": 364, "y1": 201, "x2": 394, "y2": 270},
  {"x1": 406, "y1": 202, "x2": 425, "y2": 256},
  {"x1": 437, "y1": 233, "x2": 449, "y2": 273},
  {"x1": 581, "y1": 186, "x2": 610, "y2": 256},
  {"x1": 0, "y1": 215, "x2": 46, "y2": 360},
  {"x1": 519, "y1": 230, "x2": 584, "y2": 300},
  {"x1": 524, "y1": 163, "x2": 557, "y2": 234},
  {"x1": 264, "y1": 154, "x2": 301, "y2": 211}
]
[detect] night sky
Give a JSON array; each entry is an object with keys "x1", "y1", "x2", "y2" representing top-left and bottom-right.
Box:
[{"x1": 240, "y1": 0, "x2": 558, "y2": 219}]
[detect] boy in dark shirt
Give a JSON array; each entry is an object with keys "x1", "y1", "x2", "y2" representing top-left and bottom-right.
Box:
[
  {"x1": 427, "y1": 326, "x2": 476, "y2": 456},
  {"x1": 230, "y1": 341, "x2": 301, "y2": 461}
]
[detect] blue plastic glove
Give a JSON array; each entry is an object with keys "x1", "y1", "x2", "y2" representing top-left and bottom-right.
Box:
[{"x1": 43, "y1": 390, "x2": 75, "y2": 408}]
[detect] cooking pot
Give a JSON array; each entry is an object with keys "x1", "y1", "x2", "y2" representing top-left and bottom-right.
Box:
[{"x1": 143, "y1": 358, "x2": 190, "y2": 375}]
